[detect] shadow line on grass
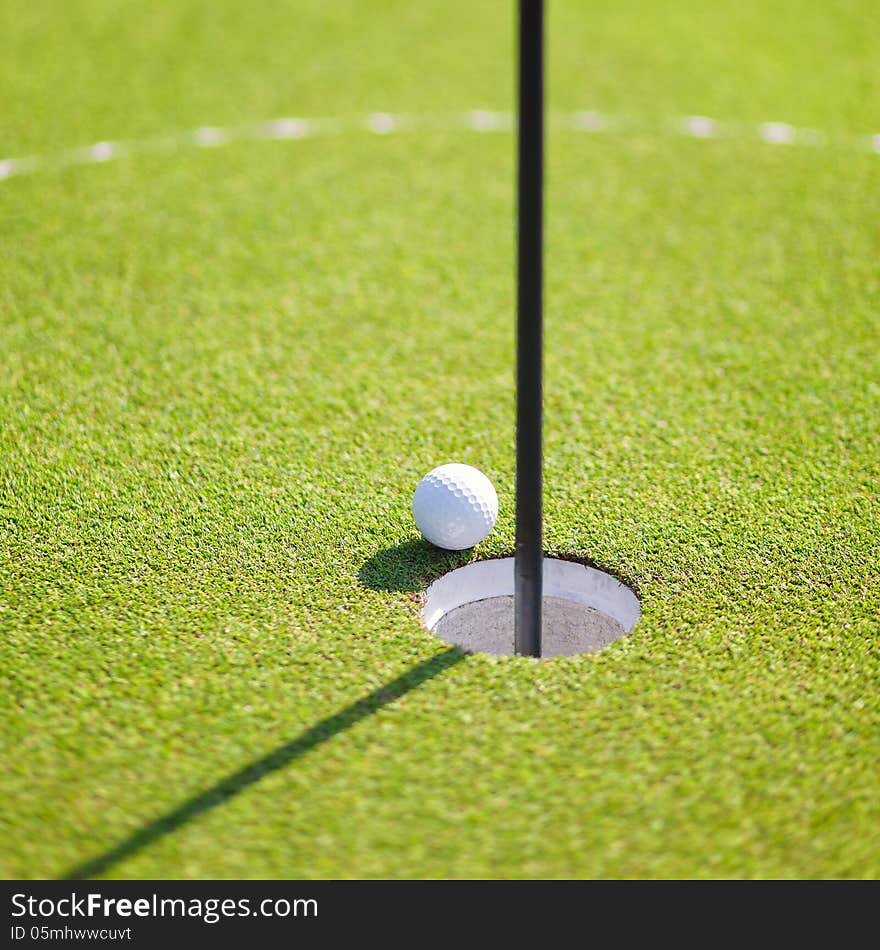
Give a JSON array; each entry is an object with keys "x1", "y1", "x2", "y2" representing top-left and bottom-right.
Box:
[{"x1": 62, "y1": 646, "x2": 466, "y2": 880}]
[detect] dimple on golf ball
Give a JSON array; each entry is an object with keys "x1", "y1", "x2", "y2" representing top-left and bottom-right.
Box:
[{"x1": 412, "y1": 463, "x2": 499, "y2": 550}]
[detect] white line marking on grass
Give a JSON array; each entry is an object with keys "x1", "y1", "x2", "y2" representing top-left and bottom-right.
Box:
[
  {"x1": 467, "y1": 109, "x2": 513, "y2": 131},
  {"x1": 367, "y1": 112, "x2": 397, "y2": 133},
  {"x1": 572, "y1": 110, "x2": 606, "y2": 131},
  {"x1": 90, "y1": 141, "x2": 118, "y2": 161},
  {"x1": 264, "y1": 117, "x2": 311, "y2": 139},
  {"x1": 682, "y1": 115, "x2": 716, "y2": 138},
  {"x1": 193, "y1": 126, "x2": 228, "y2": 147},
  {"x1": 1, "y1": 110, "x2": 876, "y2": 184},
  {"x1": 60, "y1": 142, "x2": 122, "y2": 166},
  {"x1": 0, "y1": 156, "x2": 38, "y2": 177},
  {"x1": 760, "y1": 122, "x2": 796, "y2": 145}
]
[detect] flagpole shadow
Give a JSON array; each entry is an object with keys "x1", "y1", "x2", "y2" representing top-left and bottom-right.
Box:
[{"x1": 63, "y1": 646, "x2": 466, "y2": 880}]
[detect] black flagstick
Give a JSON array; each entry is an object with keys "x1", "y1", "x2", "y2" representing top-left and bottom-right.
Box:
[{"x1": 514, "y1": 0, "x2": 544, "y2": 657}]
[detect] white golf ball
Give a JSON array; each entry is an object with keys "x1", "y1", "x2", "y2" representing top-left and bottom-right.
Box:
[{"x1": 412, "y1": 463, "x2": 499, "y2": 550}]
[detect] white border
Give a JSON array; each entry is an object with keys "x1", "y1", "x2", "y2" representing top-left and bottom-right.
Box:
[{"x1": 423, "y1": 557, "x2": 640, "y2": 633}]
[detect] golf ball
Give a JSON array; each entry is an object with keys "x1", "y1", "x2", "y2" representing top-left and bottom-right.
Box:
[{"x1": 412, "y1": 463, "x2": 499, "y2": 550}]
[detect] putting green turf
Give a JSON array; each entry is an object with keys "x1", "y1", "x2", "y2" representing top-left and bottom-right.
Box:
[{"x1": 2, "y1": 0, "x2": 878, "y2": 879}]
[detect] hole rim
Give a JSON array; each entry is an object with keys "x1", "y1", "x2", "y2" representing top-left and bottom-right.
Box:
[{"x1": 422, "y1": 556, "x2": 641, "y2": 658}]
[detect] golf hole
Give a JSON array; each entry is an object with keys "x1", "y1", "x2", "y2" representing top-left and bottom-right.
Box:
[{"x1": 422, "y1": 557, "x2": 640, "y2": 658}]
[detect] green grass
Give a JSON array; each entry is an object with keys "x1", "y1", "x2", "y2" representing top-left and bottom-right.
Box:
[{"x1": 1, "y1": 0, "x2": 879, "y2": 879}]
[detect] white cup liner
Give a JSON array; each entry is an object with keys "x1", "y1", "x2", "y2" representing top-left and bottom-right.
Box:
[{"x1": 422, "y1": 557, "x2": 640, "y2": 657}]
